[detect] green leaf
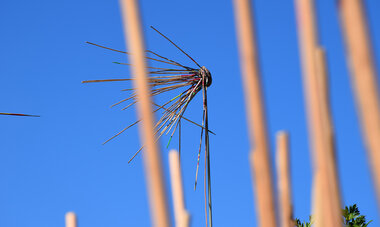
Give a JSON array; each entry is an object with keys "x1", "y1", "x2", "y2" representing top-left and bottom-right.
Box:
[{"x1": 296, "y1": 204, "x2": 371, "y2": 227}]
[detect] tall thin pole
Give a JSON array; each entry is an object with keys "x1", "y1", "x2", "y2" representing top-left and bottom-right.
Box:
[
  {"x1": 119, "y1": 1, "x2": 170, "y2": 226},
  {"x1": 169, "y1": 150, "x2": 190, "y2": 227},
  {"x1": 233, "y1": 0, "x2": 277, "y2": 226},
  {"x1": 315, "y1": 47, "x2": 342, "y2": 226},
  {"x1": 294, "y1": 0, "x2": 342, "y2": 226},
  {"x1": 276, "y1": 132, "x2": 293, "y2": 227},
  {"x1": 65, "y1": 212, "x2": 77, "y2": 227},
  {"x1": 339, "y1": 0, "x2": 380, "y2": 207},
  {"x1": 311, "y1": 170, "x2": 323, "y2": 226}
]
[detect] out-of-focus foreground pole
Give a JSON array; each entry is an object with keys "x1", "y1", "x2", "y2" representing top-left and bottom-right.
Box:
[
  {"x1": 119, "y1": 1, "x2": 170, "y2": 226},
  {"x1": 295, "y1": 0, "x2": 342, "y2": 226},
  {"x1": 65, "y1": 212, "x2": 77, "y2": 227},
  {"x1": 339, "y1": 0, "x2": 380, "y2": 206},
  {"x1": 276, "y1": 132, "x2": 293, "y2": 227},
  {"x1": 315, "y1": 46, "x2": 342, "y2": 226},
  {"x1": 233, "y1": 0, "x2": 277, "y2": 226}
]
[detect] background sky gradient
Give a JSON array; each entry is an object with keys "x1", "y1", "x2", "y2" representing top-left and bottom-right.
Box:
[{"x1": 1, "y1": 0, "x2": 380, "y2": 226}]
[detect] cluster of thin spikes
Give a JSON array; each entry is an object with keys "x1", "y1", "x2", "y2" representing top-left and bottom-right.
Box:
[
  {"x1": 83, "y1": 56, "x2": 205, "y2": 162},
  {"x1": 82, "y1": 32, "x2": 214, "y2": 194},
  {"x1": 84, "y1": 26, "x2": 214, "y2": 227},
  {"x1": 3, "y1": 26, "x2": 214, "y2": 227}
]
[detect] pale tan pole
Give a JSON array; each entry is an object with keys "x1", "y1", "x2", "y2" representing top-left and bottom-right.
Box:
[
  {"x1": 294, "y1": 0, "x2": 342, "y2": 226},
  {"x1": 276, "y1": 132, "x2": 293, "y2": 227},
  {"x1": 311, "y1": 170, "x2": 323, "y2": 226},
  {"x1": 315, "y1": 47, "x2": 340, "y2": 203},
  {"x1": 169, "y1": 150, "x2": 190, "y2": 227},
  {"x1": 315, "y1": 47, "x2": 342, "y2": 226},
  {"x1": 311, "y1": 50, "x2": 327, "y2": 226},
  {"x1": 233, "y1": 0, "x2": 277, "y2": 226},
  {"x1": 65, "y1": 212, "x2": 77, "y2": 227},
  {"x1": 119, "y1": 1, "x2": 170, "y2": 226},
  {"x1": 339, "y1": 0, "x2": 380, "y2": 206}
]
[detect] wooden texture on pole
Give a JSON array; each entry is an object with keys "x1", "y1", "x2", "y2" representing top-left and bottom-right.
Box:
[
  {"x1": 339, "y1": 0, "x2": 380, "y2": 205},
  {"x1": 276, "y1": 132, "x2": 293, "y2": 227},
  {"x1": 294, "y1": 0, "x2": 342, "y2": 226},
  {"x1": 233, "y1": 0, "x2": 277, "y2": 226},
  {"x1": 169, "y1": 150, "x2": 190, "y2": 227},
  {"x1": 65, "y1": 212, "x2": 77, "y2": 227},
  {"x1": 119, "y1": 1, "x2": 170, "y2": 226}
]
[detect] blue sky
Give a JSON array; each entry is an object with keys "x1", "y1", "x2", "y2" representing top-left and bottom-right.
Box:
[{"x1": 0, "y1": 0, "x2": 379, "y2": 226}]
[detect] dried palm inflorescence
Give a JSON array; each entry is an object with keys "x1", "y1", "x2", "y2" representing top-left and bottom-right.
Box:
[{"x1": 83, "y1": 26, "x2": 214, "y2": 225}]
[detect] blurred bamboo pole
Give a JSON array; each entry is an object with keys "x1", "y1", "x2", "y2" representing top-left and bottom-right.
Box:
[
  {"x1": 233, "y1": 0, "x2": 277, "y2": 226},
  {"x1": 294, "y1": 0, "x2": 342, "y2": 226},
  {"x1": 169, "y1": 150, "x2": 190, "y2": 227},
  {"x1": 276, "y1": 132, "x2": 293, "y2": 227},
  {"x1": 119, "y1": 1, "x2": 170, "y2": 226},
  {"x1": 65, "y1": 212, "x2": 77, "y2": 227},
  {"x1": 250, "y1": 151, "x2": 277, "y2": 227},
  {"x1": 339, "y1": 0, "x2": 380, "y2": 206},
  {"x1": 315, "y1": 47, "x2": 342, "y2": 226},
  {"x1": 311, "y1": 170, "x2": 323, "y2": 226}
]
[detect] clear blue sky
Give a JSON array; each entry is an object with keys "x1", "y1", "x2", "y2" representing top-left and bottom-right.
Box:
[{"x1": 1, "y1": 0, "x2": 379, "y2": 226}]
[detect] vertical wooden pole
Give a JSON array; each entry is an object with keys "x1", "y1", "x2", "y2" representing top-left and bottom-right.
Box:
[
  {"x1": 233, "y1": 0, "x2": 277, "y2": 226},
  {"x1": 339, "y1": 0, "x2": 380, "y2": 206},
  {"x1": 119, "y1": 1, "x2": 170, "y2": 226},
  {"x1": 169, "y1": 150, "x2": 190, "y2": 227},
  {"x1": 315, "y1": 47, "x2": 342, "y2": 226},
  {"x1": 294, "y1": 0, "x2": 342, "y2": 226},
  {"x1": 65, "y1": 212, "x2": 77, "y2": 227},
  {"x1": 276, "y1": 132, "x2": 293, "y2": 227},
  {"x1": 311, "y1": 170, "x2": 323, "y2": 226}
]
